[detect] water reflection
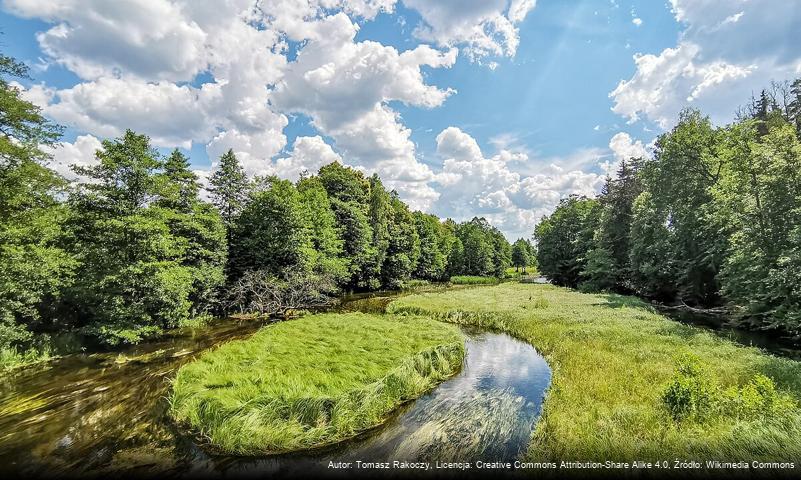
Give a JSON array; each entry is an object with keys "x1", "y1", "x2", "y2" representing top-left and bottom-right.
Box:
[{"x1": 209, "y1": 331, "x2": 552, "y2": 477}]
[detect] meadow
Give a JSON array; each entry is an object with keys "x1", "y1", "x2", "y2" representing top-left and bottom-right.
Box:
[
  {"x1": 169, "y1": 312, "x2": 464, "y2": 454},
  {"x1": 387, "y1": 283, "x2": 801, "y2": 461}
]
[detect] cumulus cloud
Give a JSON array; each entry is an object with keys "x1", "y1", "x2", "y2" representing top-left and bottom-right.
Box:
[
  {"x1": 43, "y1": 134, "x2": 103, "y2": 181},
  {"x1": 610, "y1": 0, "x2": 801, "y2": 128},
  {"x1": 608, "y1": 132, "x2": 649, "y2": 162},
  {"x1": 274, "y1": 135, "x2": 343, "y2": 181},
  {"x1": 5, "y1": 0, "x2": 556, "y2": 237},
  {"x1": 403, "y1": 0, "x2": 536, "y2": 60},
  {"x1": 431, "y1": 127, "x2": 607, "y2": 240}
]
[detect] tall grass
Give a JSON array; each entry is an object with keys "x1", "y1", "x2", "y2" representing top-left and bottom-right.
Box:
[
  {"x1": 170, "y1": 313, "x2": 464, "y2": 454},
  {"x1": 388, "y1": 283, "x2": 801, "y2": 461},
  {"x1": 449, "y1": 275, "x2": 499, "y2": 285}
]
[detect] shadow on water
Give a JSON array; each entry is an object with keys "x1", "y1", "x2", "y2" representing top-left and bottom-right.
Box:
[{"x1": 0, "y1": 287, "x2": 551, "y2": 478}]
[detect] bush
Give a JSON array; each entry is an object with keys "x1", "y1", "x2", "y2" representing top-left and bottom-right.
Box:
[
  {"x1": 724, "y1": 374, "x2": 795, "y2": 420},
  {"x1": 662, "y1": 353, "x2": 718, "y2": 421},
  {"x1": 663, "y1": 353, "x2": 797, "y2": 423}
]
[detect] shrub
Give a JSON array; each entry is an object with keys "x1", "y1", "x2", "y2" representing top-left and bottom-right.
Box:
[
  {"x1": 724, "y1": 374, "x2": 795, "y2": 420},
  {"x1": 662, "y1": 353, "x2": 718, "y2": 421}
]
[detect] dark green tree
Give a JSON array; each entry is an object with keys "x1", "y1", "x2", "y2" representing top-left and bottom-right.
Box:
[
  {"x1": 208, "y1": 149, "x2": 248, "y2": 228},
  {"x1": 534, "y1": 196, "x2": 600, "y2": 288},
  {"x1": 66, "y1": 131, "x2": 226, "y2": 345},
  {"x1": 511, "y1": 238, "x2": 533, "y2": 273},
  {"x1": 581, "y1": 158, "x2": 643, "y2": 291},
  {"x1": 228, "y1": 177, "x2": 314, "y2": 279},
  {"x1": 0, "y1": 51, "x2": 73, "y2": 351},
  {"x1": 297, "y1": 175, "x2": 349, "y2": 282},
  {"x1": 380, "y1": 192, "x2": 421, "y2": 288}
]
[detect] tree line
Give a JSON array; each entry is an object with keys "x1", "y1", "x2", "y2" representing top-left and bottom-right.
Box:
[
  {"x1": 0, "y1": 51, "x2": 513, "y2": 351},
  {"x1": 535, "y1": 79, "x2": 801, "y2": 338}
]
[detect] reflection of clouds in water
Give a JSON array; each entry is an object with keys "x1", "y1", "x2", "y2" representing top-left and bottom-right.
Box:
[
  {"x1": 440, "y1": 334, "x2": 550, "y2": 404},
  {"x1": 395, "y1": 388, "x2": 527, "y2": 461},
  {"x1": 337, "y1": 333, "x2": 551, "y2": 463},
  {"x1": 202, "y1": 333, "x2": 551, "y2": 475}
]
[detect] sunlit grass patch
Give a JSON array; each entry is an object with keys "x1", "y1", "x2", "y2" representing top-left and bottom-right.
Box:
[
  {"x1": 449, "y1": 275, "x2": 499, "y2": 285},
  {"x1": 388, "y1": 283, "x2": 801, "y2": 461},
  {"x1": 170, "y1": 313, "x2": 464, "y2": 455}
]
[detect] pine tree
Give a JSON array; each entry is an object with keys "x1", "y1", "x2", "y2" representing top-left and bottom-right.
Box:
[{"x1": 208, "y1": 149, "x2": 248, "y2": 227}]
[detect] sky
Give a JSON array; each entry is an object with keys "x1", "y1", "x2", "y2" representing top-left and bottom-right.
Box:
[{"x1": 2, "y1": 0, "x2": 800, "y2": 240}]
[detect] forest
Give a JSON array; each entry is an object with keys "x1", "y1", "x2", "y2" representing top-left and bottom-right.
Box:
[
  {"x1": 535, "y1": 80, "x2": 801, "y2": 339},
  {"x1": 0, "y1": 50, "x2": 532, "y2": 362}
]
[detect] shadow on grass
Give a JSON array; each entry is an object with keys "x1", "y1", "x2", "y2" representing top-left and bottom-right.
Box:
[{"x1": 593, "y1": 293, "x2": 651, "y2": 310}]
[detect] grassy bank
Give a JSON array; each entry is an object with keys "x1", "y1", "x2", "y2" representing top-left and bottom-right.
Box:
[
  {"x1": 387, "y1": 283, "x2": 801, "y2": 461},
  {"x1": 170, "y1": 312, "x2": 464, "y2": 455},
  {"x1": 449, "y1": 275, "x2": 499, "y2": 285}
]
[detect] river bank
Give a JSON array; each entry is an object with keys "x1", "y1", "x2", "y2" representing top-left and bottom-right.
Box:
[{"x1": 389, "y1": 283, "x2": 801, "y2": 462}]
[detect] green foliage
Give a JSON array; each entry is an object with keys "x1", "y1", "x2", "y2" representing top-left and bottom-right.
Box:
[
  {"x1": 628, "y1": 191, "x2": 678, "y2": 299},
  {"x1": 229, "y1": 177, "x2": 314, "y2": 279},
  {"x1": 380, "y1": 192, "x2": 421, "y2": 289},
  {"x1": 0, "y1": 50, "x2": 73, "y2": 353},
  {"x1": 208, "y1": 149, "x2": 248, "y2": 227},
  {"x1": 662, "y1": 354, "x2": 795, "y2": 424},
  {"x1": 661, "y1": 353, "x2": 718, "y2": 421},
  {"x1": 170, "y1": 313, "x2": 464, "y2": 454},
  {"x1": 581, "y1": 159, "x2": 643, "y2": 291},
  {"x1": 511, "y1": 238, "x2": 534, "y2": 272},
  {"x1": 318, "y1": 163, "x2": 378, "y2": 289},
  {"x1": 297, "y1": 175, "x2": 349, "y2": 282},
  {"x1": 0, "y1": 53, "x2": 62, "y2": 164},
  {"x1": 413, "y1": 212, "x2": 453, "y2": 281},
  {"x1": 640, "y1": 110, "x2": 727, "y2": 304},
  {"x1": 65, "y1": 131, "x2": 227, "y2": 345},
  {"x1": 450, "y1": 217, "x2": 511, "y2": 278},
  {"x1": 534, "y1": 195, "x2": 600, "y2": 288},
  {"x1": 713, "y1": 121, "x2": 801, "y2": 334}
]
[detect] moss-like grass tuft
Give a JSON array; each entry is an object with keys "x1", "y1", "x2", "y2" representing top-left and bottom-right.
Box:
[
  {"x1": 387, "y1": 283, "x2": 801, "y2": 461},
  {"x1": 170, "y1": 312, "x2": 464, "y2": 455}
]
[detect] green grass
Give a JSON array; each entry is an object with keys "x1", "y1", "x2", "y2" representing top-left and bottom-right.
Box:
[
  {"x1": 170, "y1": 312, "x2": 464, "y2": 455},
  {"x1": 449, "y1": 275, "x2": 499, "y2": 285},
  {"x1": 504, "y1": 267, "x2": 537, "y2": 279},
  {"x1": 387, "y1": 283, "x2": 801, "y2": 461}
]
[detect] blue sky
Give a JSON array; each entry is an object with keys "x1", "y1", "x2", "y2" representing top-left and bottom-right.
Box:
[{"x1": 2, "y1": 0, "x2": 799, "y2": 239}]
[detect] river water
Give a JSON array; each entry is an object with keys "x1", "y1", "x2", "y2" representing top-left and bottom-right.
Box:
[{"x1": 0, "y1": 291, "x2": 551, "y2": 478}]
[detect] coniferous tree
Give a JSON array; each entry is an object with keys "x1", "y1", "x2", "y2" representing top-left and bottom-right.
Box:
[{"x1": 208, "y1": 149, "x2": 248, "y2": 228}]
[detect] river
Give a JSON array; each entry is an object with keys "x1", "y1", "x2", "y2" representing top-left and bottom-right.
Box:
[{"x1": 0, "y1": 290, "x2": 551, "y2": 478}]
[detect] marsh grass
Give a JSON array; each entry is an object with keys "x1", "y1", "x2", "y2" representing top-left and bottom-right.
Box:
[
  {"x1": 170, "y1": 313, "x2": 464, "y2": 455},
  {"x1": 387, "y1": 283, "x2": 801, "y2": 461},
  {"x1": 449, "y1": 276, "x2": 499, "y2": 285}
]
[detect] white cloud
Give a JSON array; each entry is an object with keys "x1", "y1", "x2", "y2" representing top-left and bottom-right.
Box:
[
  {"x1": 43, "y1": 134, "x2": 103, "y2": 181},
  {"x1": 274, "y1": 135, "x2": 342, "y2": 181},
  {"x1": 632, "y1": 17, "x2": 642, "y2": 27},
  {"x1": 608, "y1": 132, "x2": 649, "y2": 162},
  {"x1": 611, "y1": 0, "x2": 801, "y2": 128},
  {"x1": 431, "y1": 127, "x2": 607, "y2": 240},
  {"x1": 403, "y1": 0, "x2": 536, "y2": 60}
]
